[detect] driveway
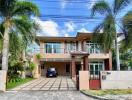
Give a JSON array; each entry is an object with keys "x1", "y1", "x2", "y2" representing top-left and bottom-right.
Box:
[
  {"x1": 12, "y1": 76, "x2": 76, "y2": 91},
  {"x1": 0, "y1": 91, "x2": 97, "y2": 100}
]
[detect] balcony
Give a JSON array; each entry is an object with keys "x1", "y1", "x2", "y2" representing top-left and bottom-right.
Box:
[
  {"x1": 86, "y1": 43, "x2": 103, "y2": 54},
  {"x1": 44, "y1": 48, "x2": 77, "y2": 54},
  {"x1": 32, "y1": 46, "x2": 109, "y2": 60}
]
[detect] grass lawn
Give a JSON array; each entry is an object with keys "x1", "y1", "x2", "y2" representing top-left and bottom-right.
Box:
[
  {"x1": 82, "y1": 89, "x2": 132, "y2": 96},
  {"x1": 7, "y1": 78, "x2": 34, "y2": 90}
]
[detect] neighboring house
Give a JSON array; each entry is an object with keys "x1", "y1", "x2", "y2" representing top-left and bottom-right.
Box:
[{"x1": 33, "y1": 32, "x2": 112, "y2": 89}]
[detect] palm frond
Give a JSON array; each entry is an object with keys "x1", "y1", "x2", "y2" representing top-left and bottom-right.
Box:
[
  {"x1": 0, "y1": 0, "x2": 16, "y2": 17},
  {"x1": 122, "y1": 11, "x2": 132, "y2": 48},
  {"x1": 114, "y1": 0, "x2": 131, "y2": 15},
  {"x1": 103, "y1": 15, "x2": 116, "y2": 51},
  {"x1": 12, "y1": 17, "x2": 38, "y2": 47},
  {"x1": 9, "y1": 32, "x2": 25, "y2": 63},
  {"x1": 123, "y1": 11, "x2": 132, "y2": 25},
  {"x1": 92, "y1": 22, "x2": 104, "y2": 43},
  {"x1": 93, "y1": 15, "x2": 116, "y2": 51},
  {"x1": 12, "y1": 1, "x2": 40, "y2": 17},
  {"x1": 91, "y1": 0, "x2": 112, "y2": 16}
]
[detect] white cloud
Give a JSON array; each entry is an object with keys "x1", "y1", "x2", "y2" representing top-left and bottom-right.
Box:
[
  {"x1": 34, "y1": 18, "x2": 74, "y2": 37},
  {"x1": 87, "y1": 0, "x2": 96, "y2": 9},
  {"x1": 60, "y1": 0, "x2": 67, "y2": 9},
  {"x1": 65, "y1": 21, "x2": 76, "y2": 32},
  {"x1": 77, "y1": 28, "x2": 91, "y2": 33},
  {"x1": 64, "y1": 33, "x2": 70, "y2": 37},
  {"x1": 60, "y1": 0, "x2": 73, "y2": 9},
  {"x1": 34, "y1": 18, "x2": 59, "y2": 36},
  {"x1": 100, "y1": 29, "x2": 103, "y2": 33}
]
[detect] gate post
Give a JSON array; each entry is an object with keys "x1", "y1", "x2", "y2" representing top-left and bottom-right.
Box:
[{"x1": 79, "y1": 71, "x2": 89, "y2": 90}]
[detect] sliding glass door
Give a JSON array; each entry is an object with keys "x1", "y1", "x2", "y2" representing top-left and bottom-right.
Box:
[{"x1": 89, "y1": 61, "x2": 104, "y2": 79}]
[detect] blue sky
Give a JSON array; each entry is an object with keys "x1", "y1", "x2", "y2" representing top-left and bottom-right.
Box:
[{"x1": 31, "y1": 0, "x2": 132, "y2": 37}]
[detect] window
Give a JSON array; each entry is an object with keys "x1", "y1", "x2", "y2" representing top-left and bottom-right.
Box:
[
  {"x1": 66, "y1": 42, "x2": 76, "y2": 53},
  {"x1": 53, "y1": 43, "x2": 61, "y2": 53},
  {"x1": 45, "y1": 43, "x2": 52, "y2": 53},
  {"x1": 45, "y1": 43, "x2": 61, "y2": 53},
  {"x1": 86, "y1": 42, "x2": 102, "y2": 54}
]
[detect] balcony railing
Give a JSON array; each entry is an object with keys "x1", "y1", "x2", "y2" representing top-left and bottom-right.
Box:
[
  {"x1": 32, "y1": 44, "x2": 104, "y2": 54},
  {"x1": 86, "y1": 43, "x2": 103, "y2": 54},
  {"x1": 44, "y1": 48, "x2": 77, "y2": 54}
]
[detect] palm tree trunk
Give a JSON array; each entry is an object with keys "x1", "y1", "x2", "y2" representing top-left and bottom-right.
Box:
[
  {"x1": 2, "y1": 24, "x2": 10, "y2": 70},
  {"x1": 115, "y1": 33, "x2": 120, "y2": 71}
]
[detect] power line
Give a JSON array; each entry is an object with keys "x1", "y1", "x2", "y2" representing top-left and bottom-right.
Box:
[
  {"x1": 39, "y1": 15, "x2": 122, "y2": 21},
  {"x1": 33, "y1": 0, "x2": 100, "y2": 3}
]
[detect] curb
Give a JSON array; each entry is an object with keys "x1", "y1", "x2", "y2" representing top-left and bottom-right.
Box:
[{"x1": 80, "y1": 91, "x2": 114, "y2": 100}]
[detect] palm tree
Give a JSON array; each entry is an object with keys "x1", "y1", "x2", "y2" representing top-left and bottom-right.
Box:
[
  {"x1": 0, "y1": 0, "x2": 39, "y2": 71},
  {"x1": 91, "y1": 0, "x2": 131, "y2": 70}
]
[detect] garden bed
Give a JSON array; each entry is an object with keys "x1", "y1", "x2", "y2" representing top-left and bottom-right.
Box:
[
  {"x1": 81, "y1": 89, "x2": 132, "y2": 100},
  {"x1": 7, "y1": 78, "x2": 34, "y2": 90},
  {"x1": 82, "y1": 89, "x2": 132, "y2": 96}
]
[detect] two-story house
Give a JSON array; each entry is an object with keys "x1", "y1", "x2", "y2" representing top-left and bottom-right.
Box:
[{"x1": 33, "y1": 32, "x2": 112, "y2": 83}]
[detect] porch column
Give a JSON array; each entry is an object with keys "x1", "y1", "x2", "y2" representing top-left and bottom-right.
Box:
[
  {"x1": 109, "y1": 51, "x2": 112, "y2": 70},
  {"x1": 71, "y1": 56, "x2": 76, "y2": 79},
  {"x1": 84, "y1": 56, "x2": 89, "y2": 70},
  {"x1": 81, "y1": 60, "x2": 84, "y2": 71}
]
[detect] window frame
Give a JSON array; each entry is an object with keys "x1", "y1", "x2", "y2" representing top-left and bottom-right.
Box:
[{"x1": 44, "y1": 42, "x2": 61, "y2": 54}]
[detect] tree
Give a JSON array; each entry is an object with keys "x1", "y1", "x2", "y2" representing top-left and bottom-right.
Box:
[
  {"x1": 122, "y1": 11, "x2": 132, "y2": 49},
  {"x1": 0, "y1": 0, "x2": 39, "y2": 71},
  {"x1": 0, "y1": 21, "x2": 39, "y2": 67},
  {"x1": 91, "y1": 0, "x2": 131, "y2": 70},
  {"x1": 120, "y1": 49, "x2": 132, "y2": 70},
  {"x1": 119, "y1": 11, "x2": 132, "y2": 70}
]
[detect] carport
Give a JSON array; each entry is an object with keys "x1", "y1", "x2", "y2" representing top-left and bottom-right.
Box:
[{"x1": 40, "y1": 58, "x2": 71, "y2": 77}]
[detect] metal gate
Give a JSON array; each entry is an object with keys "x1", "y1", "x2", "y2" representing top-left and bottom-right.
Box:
[{"x1": 89, "y1": 71, "x2": 101, "y2": 90}]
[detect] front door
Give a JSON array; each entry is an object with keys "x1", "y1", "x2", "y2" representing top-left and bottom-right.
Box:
[
  {"x1": 66, "y1": 64, "x2": 70, "y2": 75},
  {"x1": 41, "y1": 63, "x2": 45, "y2": 76},
  {"x1": 76, "y1": 64, "x2": 81, "y2": 75}
]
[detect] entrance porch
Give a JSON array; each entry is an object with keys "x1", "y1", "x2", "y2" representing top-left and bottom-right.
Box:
[{"x1": 70, "y1": 51, "x2": 89, "y2": 81}]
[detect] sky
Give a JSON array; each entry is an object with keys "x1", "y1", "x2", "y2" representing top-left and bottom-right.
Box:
[
  {"x1": 28, "y1": 0, "x2": 132, "y2": 52},
  {"x1": 30, "y1": 0, "x2": 132, "y2": 37}
]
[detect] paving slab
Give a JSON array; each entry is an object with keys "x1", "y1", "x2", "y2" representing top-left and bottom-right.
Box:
[
  {"x1": 11, "y1": 76, "x2": 76, "y2": 91},
  {"x1": 50, "y1": 88, "x2": 59, "y2": 90},
  {"x1": 40, "y1": 88, "x2": 50, "y2": 90}
]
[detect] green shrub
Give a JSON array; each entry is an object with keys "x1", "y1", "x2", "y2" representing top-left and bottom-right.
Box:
[
  {"x1": 26, "y1": 62, "x2": 35, "y2": 71},
  {"x1": 8, "y1": 62, "x2": 24, "y2": 82},
  {"x1": 29, "y1": 62, "x2": 36, "y2": 71},
  {"x1": 36, "y1": 53, "x2": 41, "y2": 60}
]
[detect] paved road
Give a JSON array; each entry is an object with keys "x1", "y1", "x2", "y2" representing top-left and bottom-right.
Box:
[
  {"x1": 0, "y1": 91, "x2": 96, "y2": 100},
  {"x1": 12, "y1": 77, "x2": 76, "y2": 91}
]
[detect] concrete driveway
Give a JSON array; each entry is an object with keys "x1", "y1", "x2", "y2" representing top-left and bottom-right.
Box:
[
  {"x1": 12, "y1": 76, "x2": 76, "y2": 91},
  {"x1": 0, "y1": 91, "x2": 97, "y2": 100}
]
